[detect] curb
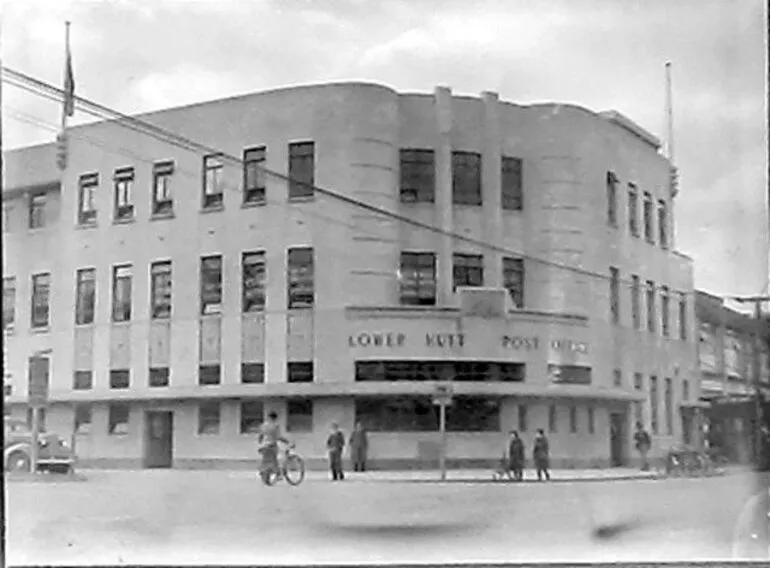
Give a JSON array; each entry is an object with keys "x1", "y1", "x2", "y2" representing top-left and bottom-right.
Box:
[{"x1": 6, "y1": 472, "x2": 88, "y2": 483}]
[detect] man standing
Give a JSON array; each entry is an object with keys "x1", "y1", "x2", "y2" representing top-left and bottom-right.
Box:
[
  {"x1": 257, "y1": 411, "x2": 290, "y2": 484},
  {"x1": 350, "y1": 421, "x2": 369, "y2": 472},
  {"x1": 634, "y1": 421, "x2": 652, "y2": 471},
  {"x1": 533, "y1": 429, "x2": 551, "y2": 481},
  {"x1": 327, "y1": 422, "x2": 346, "y2": 481},
  {"x1": 508, "y1": 430, "x2": 525, "y2": 481}
]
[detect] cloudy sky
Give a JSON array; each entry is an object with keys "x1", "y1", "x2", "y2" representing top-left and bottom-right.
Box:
[{"x1": 3, "y1": 0, "x2": 766, "y2": 303}]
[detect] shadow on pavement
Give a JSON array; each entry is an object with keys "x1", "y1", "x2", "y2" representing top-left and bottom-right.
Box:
[{"x1": 315, "y1": 520, "x2": 485, "y2": 540}]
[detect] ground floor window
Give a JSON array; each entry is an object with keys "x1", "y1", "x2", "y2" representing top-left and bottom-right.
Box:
[
  {"x1": 108, "y1": 404, "x2": 129, "y2": 435},
  {"x1": 74, "y1": 403, "x2": 92, "y2": 434},
  {"x1": 355, "y1": 361, "x2": 525, "y2": 382},
  {"x1": 240, "y1": 401, "x2": 263, "y2": 434},
  {"x1": 355, "y1": 396, "x2": 500, "y2": 432},
  {"x1": 287, "y1": 399, "x2": 313, "y2": 432}
]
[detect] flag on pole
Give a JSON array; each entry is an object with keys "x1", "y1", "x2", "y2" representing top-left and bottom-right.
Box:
[{"x1": 63, "y1": 22, "x2": 75, "y2": 118}]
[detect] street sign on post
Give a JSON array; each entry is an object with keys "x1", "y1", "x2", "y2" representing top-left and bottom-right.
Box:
[{"x1": 433, "y1": 383, "x2": 454, "y2": 481}]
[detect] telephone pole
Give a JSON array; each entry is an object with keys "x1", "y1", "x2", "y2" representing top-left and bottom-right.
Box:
[{"x1": 732, "y1": 295, "x2": 769, "y2": 463}]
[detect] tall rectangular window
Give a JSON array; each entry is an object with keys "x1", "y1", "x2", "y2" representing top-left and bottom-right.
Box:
[
  {"x1": 287, "y1": 399, "x2": 313, "y2": 432},
  {"x1": 113, "y1": 167, "x2": 135, "y2": 221},
  {"x1": 152, "y1": 160, "x2": 174, "y2": 215},
  {"x1": 678, "y1": 293, "x2": 688, "y2": 340},
  {"x1": 150, "y1": 261, "x2": 172, "y2": 319},
  {"x1": 78, "y1": 173, "x2": 98, "y2": 225},
  {"x1": 75, "y1": 268, "x2": 96, "y2": 325},
  {"x1": 664, "y1": 377, "x2": 673, "y2": 435},
  {"x1": 109, "y1": 369, "x2": 130, "y2": 389},
  {"x1": 111, "y1": 265, "x2": 132, "y2": 322},
  {"x1": 631, "y1": 275, "x2": 641, "y2": 329},
  {"x1": 399, "y1": 149, "x2": 435, "y2": 203},
  {"x1": 518, "y1": 404, "x2": 527, "y2": 432},
  {"x1": 31, "y1": 272, "x2": 50, "y2": 328},
  {"x1": 29, "y1": 193, "x2": 46, "y2": 229},
  {"x1": 649, "y1": 376, "x2": 659, "y2": 434},
  {"x1": 658, "y1": 199, "x2": 668, "y2": 248},
  {"x1": 108, "y1": 404, "x2": 129, "y2": 435},
  {"x1": 643, "y1": 191, "x2": 654, "y2": 243},
  {"x1": 452, "y1": 253, "x2": 483, "y2": 290},
  {"x1": 203, "y1": 154, "x2": 224, "y2": 209},
  {"x1": 628, "y1": 183, "x2": 638, "y2": 237},
  {"x1": 243, "y1": 146, "x2": 266, "y2": 204},
  {"x1": 3, "y1": 277, "x2": 15, "y2": 329},
  {"x1": 634, "y1": 372, "x2": 643, "y2": 390},
  {"x1": 683, "y1": 379, "x2": 690, "y2": 401},
  {"x1": 399, "y1": 252, "x2": 436, "y2": 306},
  {"x1": 73, "y1": 370, "x2": 93, "y2": 390},
  {"x1": 587, "y1": 407, "x2": 595, "y2": 434},
  {"x1": 646, "y1": 280, "x2": 656, "y2": 332},
  {"x1": 74, "y1": 403, "x2": 92, "y2": 434},
  {"x1": 606, "y1": 171, "x2": 618, "y2": 226},
  {"x1": 452, "y1": 151, "x2": 482, "y2": 206},
  {"x1": 548, "y1": 404, "x2": 557, "y2": 433},
  {"x1": 634, "y1": 402, "x2": 643, "y2": 427},
  {"x1": 613, "y1": 369, "x2": 622, "y2": 387},
  {"x1": 288, "y1": 141, "x2": 315, "y2": 199},
  {"x1": 287, "y1": 362, "x2": 314, "y2": 383},
  {"x1": 242, "y1": 251, "x2": 266, "y2": 312},
  {"x1": 501, "y1": 156, "x2": 523, "y2": 210},
  {"x1": 610, "y1": 267, "x2": 620, "y2": 324},
  {"x1": 197, "y1": 402, "x2": 221, "y2": 435},
  {"x1": 200, "y1": 255, "x2": 223, "y2": 315},
  {"x1": 569, "y1": 406, "x2": 578, "y2": 433},
  {"x1": 502, "y1": 257, "x2": 524, "y2": 308},
  {"x1": 287, "y1": 247, "x2": 314, "y2": 308},
  {"x1": 240, "y1": 401, "x2": 264, "y2": 434},
  {"x1": 199, "y1": 364, "x2": 221, "y2": 386},
  {"x1": 661, "y1": 285, "x2": 670, "y2": 337}
]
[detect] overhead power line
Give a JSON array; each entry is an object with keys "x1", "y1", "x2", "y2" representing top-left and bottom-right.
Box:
[{"x1": 3, "y1": 65, "x2": 692, "y2": 297}]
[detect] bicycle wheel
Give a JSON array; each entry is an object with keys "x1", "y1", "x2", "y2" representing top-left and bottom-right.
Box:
[
  {"x1": 261, "y1": 467, "x2": 280, "y2": 486},
  {"x1": 283, "y1": 455, "x2": 306, "y2": 486}
]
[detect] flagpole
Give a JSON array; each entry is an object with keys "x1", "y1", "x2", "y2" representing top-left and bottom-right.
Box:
[{"x1": 61, "y1": 21, "x2": 71, "y2": 133}]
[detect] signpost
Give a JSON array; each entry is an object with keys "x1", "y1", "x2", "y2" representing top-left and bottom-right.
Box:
[
  {"x1": 27, "y1": 350, "x2": 51, "y2": 475},
  {"x1": 432, "y1": 383, "x2": 454, "y2": 481}
]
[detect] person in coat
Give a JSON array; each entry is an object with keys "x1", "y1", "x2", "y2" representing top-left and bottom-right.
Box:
[
  {"x1": 533, "y1": 429, "x2": 551, "y2": 481},
  {"x1": 508, "y1": 430, "x2": 525, "y2": 481},
  {"x1": 633, "y1": 421, "x2": 652, "y2": 471},
  {"x1": 350, "y1": 421, "x2": 369, "y2": 472},
  {"x1": 326, "y1": 422, "x2": 346, "y2": 481}
]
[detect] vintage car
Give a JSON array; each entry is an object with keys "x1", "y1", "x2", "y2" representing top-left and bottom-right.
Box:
[{"x1": 3, "y1": 416, "x2": 76, "y2": 474}]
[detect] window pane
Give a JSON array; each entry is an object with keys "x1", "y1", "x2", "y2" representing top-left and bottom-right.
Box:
[
  {"x1": 452, "y1": 152, "x2": 482, "y2": 206},
  {"x1": 628, "y1": 183, "x2": 638, "y2": 237},
  {"x1": 503, "y1": 257, "x2": 524, "y2": 308},
  {"x1": 241, "y1": 362, "x2": 265, "y2": 384},
  {"x1": 400, "y1": 149, "x2": 435, "y2": 203},
  {"x1": 501, "y1": 156, "x2": 523, "y2": 210},
  {"x1": 149, "y1": 367, "x2": 170, "y2": 387},
  {"x1": 288, "y1": 142, "x2": 314, "y2": 199},
  {"x1": 287, "y1": 399, "x2": 313, "y2": 432},
  {"x1": 29, "y1": 193, "x2": 46, "y2": 229},
  {"x1": 199, "y1": 365, "x2": 221, "y2": 386},
  {"x1": 109, "y1": 369, "x2": 130, "y2": 389},
  {"x1": 400, "y1": 252, "x2": 436, "y2": 306},
  {"x1": 606, "y1": 171, "x2": 617, "y2": 225},
  {"x1": 287, "y1": 362, "x2": 313, "y2": 383},
  {"x1": 73, "y1": 370, "x2": 93, "y2": 390},
  {"x1": 240, "y1": 401, "x2": 264, "y2": 434},
  {"x1": 31, "y1": 273, "x2": 50, "y2": 328},
  {"x1": 3, "y1": 277, "x2": 16, "y2": 328},
  {"x1": 198, "y1": 402, "x2": 221, "y2": 435},
  {"x1": 243, "y1": 146, "x2": 266, "y2": 203},
  {"x1": 446, "y1": 397, "x2": 500, "y2": 432},
  {"x1": 108, "y1": 404, "x2": 130, "y2": 435},
  {"x1": 609, "y1": 267, "x2": 620, "y2": 324},
  {"x1": 112, "y1": 265, "x2": 132, "y2": 322},
  {"x1": 355, "y1": 396, "x2": 438, "y2": 432},
  {"x1": 151, "y1": 261, "x2": 172, "y2": 319},
  {"x1": 287, "y1": 247, "x2": 314, "y2": 308},
  {"x1": 242, "y1": 251, "x2": 266, "y2": 311},
  {"x1": 76, "y1": 268, "x2": 96, "y2": 325},
  {"x1": 452, "y1": 254, "x2": 483, "y2": 289},
  {"x1": 200, "y1": 256, "x2": 223, "y2": 314}
]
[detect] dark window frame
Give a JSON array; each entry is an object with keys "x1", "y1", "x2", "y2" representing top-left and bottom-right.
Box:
[
  {"x1": 678, "y1": 293, "x2": 688, "y2": 340},
  {"x1": 74, "y1": 403, "x2": 92, "y2": 434},
  {"x1": 241, "y1": 362, "x2": 265, "y2": 384},
  {"x1": 501, "y1": 156, "x2": 523, "y2": 210},
  {"x1": 242, "y1": 251, "x2": 266, "y2": 312},
  {"x1": 452, "y1": 253, "x2": 483, "y2": 290},
  {"x1": 29, "y1": 192, "x2": 46, "y2": 229},
  {"x1": 149, "y1": 367, "x2": 170, "y2": 388},
  {"x1": 502, "y1": 257, "x2": 524, "y2": 308},
  {"x1": 650, "y1": 375, "x2": 659, "y2": 434},
  {"x1": 243, "y1": 146, "x2": 267, "y2": 204},
  {"x1": 399, "y1": 252, "x2": 436, "y2": 306},
  {"x1": 610, "y1": 267, "x2": 620, "y2": 324},
  {"x1": 73, "y1": 370, "x2": 93, "y2": 390},
  {"x1": 78, "y1": 173, "x2": 98, "y2": 225},
  {"x1": 152, "y1": 161, "x2": 174, "y2": 215},
  {"x1": 628, "y1": 183, "x2": 639, "y2": 237},
  {"x1": 613, "y1": 369, "x2": 622, "y2": 387},
  {"x1": 664, "y1": 377, "x2": 673, "y2": 435},
  {"x1": 569, "y1": 406, "x2": 578, "y2": 433},
  {"x1": 198, "y1": 364, "x2": 221, "y2": 386},
  {"x1": 287, "y1": 361, "x2": 314, "y2": 383},
  {"x1": 518, "y1": 404, "x2": 527, "y2": 432},
  {"x1": 197, "y1": 401, "x2": 221, "y2": 435},
  {"x1": 661, "y1": 285, "x2": 670, "y2": 337},
  {"x1": 548, "y1": 404, "x2": 558, "y2": 433},
  {"x1": 109, "y1": 369, "x2": 130, "y2": 389},
  {"x1": 150, "y1": 261, "x2": 172, "y2": 319},
  {"x1": 240, "y1": 400, "x2": 264, "y2": 434},
  {"x1": 75, "y1": 268, "x2": 96, "y2": 325},
  {"x1": 643, "y1": 191, "x2": 654, "y2": 243},
  {"x1": 606, "y1": 171, "x2": 618, "y2": 226},
  {"x1": 111, "y1": 264, "x2": 133, "y2": 323},
  {"x1": 108, "y1": 403, "x2": 130, "y2": 435},
  {"x1": 646, "y1": 280, "x2": 656, "y2": 333},
  {"x1": 631, "y1": 274, "x2": 641, "y2": 329},
  {"x1": 287, "y1": 247, "x2": 314, "y2": 308},
  {"x1": 113, "y1": 167, "x2": 135, "y2": 221},
  {"x1": 399, "y1": 149, "x2": 435, "y2": 203},
  {"x1": 287, "y1": 398, "x2": 313, "y2": 432},
  {"x1": 288, "y1": 141, "x2": 315, "y2": 200},
  {"x1": 200, "y1": 255, "x2": 223, "y2": 315},
  {"x1": 3, "y1": 276, "x2": 16, "y2": 329},
  {"x1": 31, "y1": 272, "x2": 51, "y2": 328},
  {"x1": 202, "y1": 154, "x2": 225, "y2": 209},
  {"x1": 452, "y1": 151, "x2": 482, "y2": 206},
  {"x1": 587, "y1": 407, "x2": 595, "y2": 435}
]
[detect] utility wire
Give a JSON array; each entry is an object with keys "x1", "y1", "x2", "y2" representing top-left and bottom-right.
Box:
[{"x1": 3, "y1": 66, "x2": 692, "y2": 298}]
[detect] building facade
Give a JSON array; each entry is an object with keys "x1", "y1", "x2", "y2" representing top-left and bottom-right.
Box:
[{"x1": 2, "y1": 82, "x2": 699, "y2": 469}]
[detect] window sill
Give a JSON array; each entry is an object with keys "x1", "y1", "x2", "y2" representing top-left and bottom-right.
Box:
[
  {"x1": 288, "y1": 195, "x2": 315, "y2": 204},
  {"x1": 3, "y1": 325, "x2": 14, "y2": 335},
  {"x1": 26, "y1": 226, "x2": 49, "y2": 234},
  {"x1": 501, "y1": 206, "x2": 524, "y2": 213},
  {"x1": 111, "y1": 320, "x2": 132, "y2": 327},
  {"x1": 113, "y1": 216, "x2": 136, "y2": 226},
  {"x1": 287, "y1": 305, "x2": 314, "y2": 310},
  {"x1": 151, "y1": 210, "x2": 175, "y2": 221},
  {"x1": 30, "y1": 325, "x2": 50, "y2": 334},
  {"x1": 242, "y1": 199, "x2": 267, "y2": 209},
  {"x1": 74, "y1": 322, "x2": 95, "y2": 328},
  {"x1": 76, "y1": 221, "x2": 98, "y2": 230},
  {"x1": 108, "y1": 432, "x2": 129, "y2": 437},
  {"x1": 195, "y1": 432, "x2": 222, "y2": 437},
  {"x1": 200, "y1": 204, "x2": 225, "y2": 214},
  {"x1": 198, "y1": 383, "x2": 222, "y2": 387},
  {"x1": 200, "y1": 310, "x2": 223, "y2": 318},
  {"x1": 453, "y1": 202, "x2": 483, "y2": 207}
]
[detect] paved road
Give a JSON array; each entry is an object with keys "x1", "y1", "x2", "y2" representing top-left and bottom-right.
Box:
[{"x1": 5, "y1": 469, "x2": 763, "y2": 565}]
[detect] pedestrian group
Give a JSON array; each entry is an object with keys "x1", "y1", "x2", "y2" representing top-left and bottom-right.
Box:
[{"x1": 500, "y1": 428, "x2": 551, "y2": 481}]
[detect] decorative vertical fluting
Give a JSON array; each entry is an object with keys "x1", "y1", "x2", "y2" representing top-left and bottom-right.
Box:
[
  {"x1": 481, "y1": 91, "x2": 502, "y2": 288},
  {"x1": 434, "y1": 86, "x2": 455, "y2": 306}
]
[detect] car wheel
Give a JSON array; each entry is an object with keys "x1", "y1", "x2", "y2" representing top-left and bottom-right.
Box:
[{"x1": 7, "y1": 451, "x2": 31, "y2": 472}]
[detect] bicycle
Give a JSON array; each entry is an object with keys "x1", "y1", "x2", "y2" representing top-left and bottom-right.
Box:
[
  {"x1": 662, "y1": 445, "x2": 727, "y2": 477},
  {"x1": 259, "y1": 443, "x2": 306, "y2": 487}
]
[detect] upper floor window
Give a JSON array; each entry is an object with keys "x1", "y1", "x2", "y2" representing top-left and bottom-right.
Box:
[
  {"x1": 288, "y1": 142, "x2": 314, "y2": 199},
  {"x1": 453, "y1": 253, "x2": 483, "y2": 290},
  {"x1": 2, "y1": 203, "x2": 11, "y2": 232},
  {"x1": 658, "y1": 199, "x2": 668, "y2": 249},
  {"x1": 242, "y1": 251, "x2": 266, "y2": 312},
  {"x1": 152, "y1": 161, "x2": 174, "y2": 216},
  {"x1": 678, "y1": 292, "x2": 688, "y2": 340},
  {"x1": 111, "y1": 264, "x2": 132, "y2": 322},
  {"x1": 643, "y1": 191, "x2": 654, "y2": 243},
  {"x1": 399, "y1": 252, "x2": 436, "y2": 306},
  {"x1": 75, "y1": 268, "x2": 96, "y2": 325},
  {"x1": 606, "y1": 171, "x2": 618, "y2": 226},
  {"x1": 609, "y1": 267, "x2": 620, "y2": 324},
  {"x1": 2, "y1": 277, "x2": 15, "y2": 329},
  {"x1": 501, "y1": 156, "x2": 523, "y2": 210},
  {"x1": 649, "y1": 375, "x2": 659, "y2": 434},
  {"x1": 452, "y1": 152, "x2": 482, "y2": 206},
  {"x1": 399, "y1": 149, "x2": 435, "y2": 203},
  {"x1": 113, "y1": 167, "x2": 135, "y2": 222},
  {"x1": 613, "y1": 369, "x2": 622, "y2": 387},
  {"x1": 287, "y1": 247, "x2": 314, "y2": 308},
  {"x1": 627, "y1": 183, "x2": 638, "y2": 237},
  {"x1": 664, "y1": 377, "x2": 673, "y2": 435},
  {"x1": 660, "y1": 285, "x2": 670, "y2": 337},
  {"x1": 502, "y1": 257, "x2": 524, "y2": 308},
  {"x1": 200, "y1": 255, "x2": 223, "y2": 315},
  {"x1": 287, "y1": 362, "x2": 314, "y2": 383},
  {"x1": 29, "y1": 193, "x2": 46, "y2": 229},
  {"x1": 203, "y1": 154, "x2": 224, "y2": 209},
  {"x1": 646, "y1": 280, "x2": 656, "y2": 332},
  {"x1": 243, "y1": 146, "x2": 266, "y2": 205},
  {"x1": 78, "y1": 173, "x2": 98, "y2": 225},
  {"x1": 150, "y1": 261, "x2": 172, "y2": 319},
  {"x1": 31, "y1": 272, "x2": 51, "y2": 328},
  {"x1": 199, "y1": 364, "x2": 221, "y2": 386},
  {"x1": 548, "y1": 404, "x2": 557, "y2": 433},
  {"x1": 683, "y1": 379, "x2": 690, "y2": 401},
  {"x1": 631, "y1": 274, "x2": 641, "y2": 330}
]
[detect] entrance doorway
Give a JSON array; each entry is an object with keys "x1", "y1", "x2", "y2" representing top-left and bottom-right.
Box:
[
  {"x1": 144, "y1": 411, "x2": 173, "y2": 468},
  {"x1": 609, "y1": 412, "x2": 626, "y2": 467}
]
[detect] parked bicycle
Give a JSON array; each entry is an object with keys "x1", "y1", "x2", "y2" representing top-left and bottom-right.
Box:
[
  {"x1": 662, "y1": 444, "x2": 727, "y2": 477},
  {"x1": 259, "y1": 443, "x2": 306, "y2": 487}
]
